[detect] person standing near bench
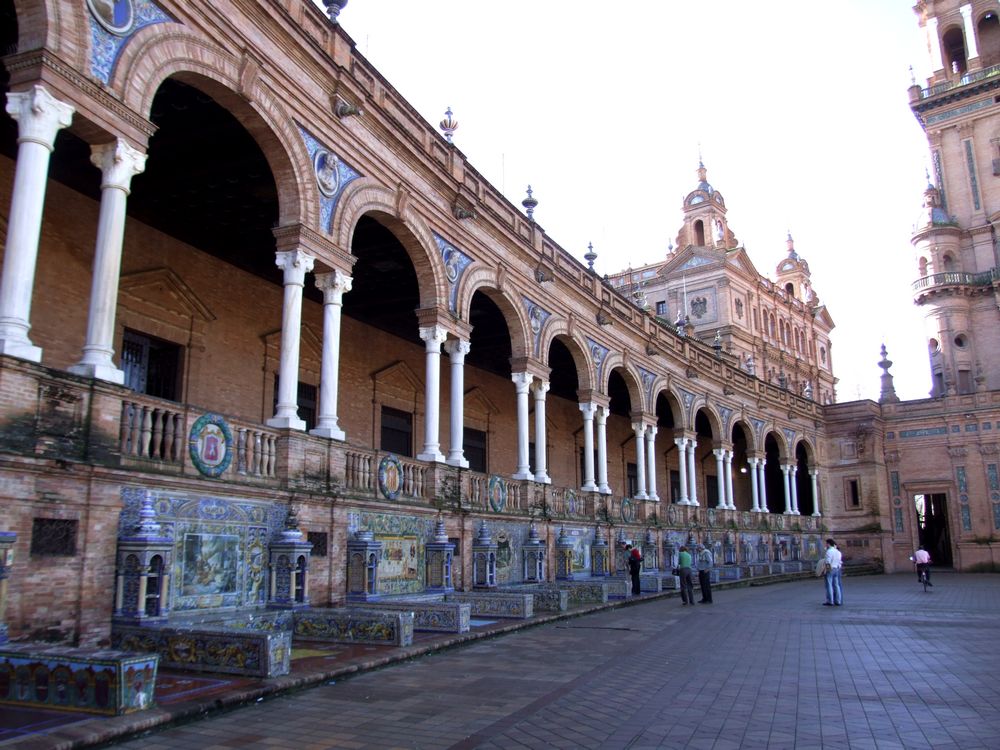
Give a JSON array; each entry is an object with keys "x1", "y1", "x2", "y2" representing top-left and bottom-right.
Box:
[
  {"x1": 678, "y1": 546, "x2": 695, "y2": 605},
  {"x1": 696, "y1": 544, "x2": 714, "y2": 604},
  {"x1": 823, "y1": 538, "x2": 843, "y2": 606},
  {"x1": 625, "y1": 543, "x2": 642, "y2": 596}
]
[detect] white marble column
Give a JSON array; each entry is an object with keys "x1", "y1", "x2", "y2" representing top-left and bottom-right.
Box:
[
  {"x1": 310, "y1": 270, "x2": 352, "y2": 440},
  {"x1": 960, "y1": 4, "x2": 979, "y2": 61},
  {"x1": 687, "y1": 438, "x2": 699, "y2": 506},
  {"x1": 68, "y1": 140, "x2": 146, "y2": 383},
  {"x1": 810, "y1": 469, "x2": 821, "y2": 517},
  {"x1": 927, "y1": 17, "x2": 944, "y2": 73},
  {"x1": 579, "y1": 402, "x2": 597, "y2": 491},
  {"x1": 724, "y1": 450, "x2": 735, "y2": 509},
  {"x1": 781, "y1": 464, "x2": 793, "y2": 514},
  {"x1": 595, "y1": 405, "x2": 611, "y2": 494},
  {"x1": 790, "y1": 465, "x2": 800, "y2": 515},
  {"x1": 417, "y1": 325, "x2": 448, "y2": 462},
  {"x1": 0, "y1": 86, "x2": 74, "y2": 361},
  {"x1": 758, "y1": 457, "x2": 770, "y2": 513},
  {"x1": 267, "y1": 250, "x2": 315, "y2": 430},
  {"x1": 748, "y1": 457, "x2": 760, "y2": 512},
  {"x1": 674, "y1": 437, "x2": 689, "y2": 504},
  {"x1": 512, "y1": 372, "x2": 533, "y2": 479},
  {"x1": 445, "y1": 339, "x2": 471, "y2": 468},
  {"x1": 531, "y1": 380, "x2": 550, "y2": 483},
  {"x1": 645, "y1": 425, "x2": 659, "y2": 501},
  {"x1": 632, "y1": 422, "x2": 648, "y2": 500},
  {"x1": 713, "y1": 449, "x2": 726, "y2": 509}
]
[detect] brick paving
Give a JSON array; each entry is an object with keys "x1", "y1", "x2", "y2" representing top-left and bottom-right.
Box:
[
  {"x1": 6, "y1": 572, "x2": 1000, "y2": 749},
  {"x1": 82, "y1": 572, "x2": 998, "y2": 750}
]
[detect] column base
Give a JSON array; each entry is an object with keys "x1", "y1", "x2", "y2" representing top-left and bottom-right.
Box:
[
  {"x1": 446, "y1": 455, "x2": 470, "y2": 468},
  {"x1": 267, "y1": 414, "x2": 306, "y2": 431},
  {"x1": 310, "y1": 425, "x2": 346, "y2": 441},
  {"x1": 648, "y1": 495, "x2": 660, "y2": 502},
  {"x1": 418, "y1": 450, "x2": 446, "y2": 463},
  {"x1": 598, "y1": 485, "x2": 612, "y2": 495},
  {"x1": 533, "y1": 473, "x2": 551, "y2": 484},
  {"x1": 67, "y1": 361, "x2": 125, "y2": 384},
  {"x1": 0, "y1": 337, "x2": 41, "y2": 363},
  {"x1": 581, "y1": 481, "x2": 598, "y2": 492},
  {"x1": 512, "y1": 469, "x2": 534, "y2": 480},
  {"x1": 812, "y1": 512, "x2": 821, "y2": 517},
  {"x1": 634, "y1": 492, "x2": 649, "y2": 501}
]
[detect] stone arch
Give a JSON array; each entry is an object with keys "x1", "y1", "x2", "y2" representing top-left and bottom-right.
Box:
[
  {"x1": 538, "y1": 321, "x2": 593, "y2": 392},
  {"x1": 691, "y1": 403, "x2": 723, "y2": 443},
  {"x1": 334, "y1": 180, "x2": 447, "y2": 313},
  {"x1": 651, "y1": 384, "x2": 683, "y2": 428},
  {"x1": 793, "y1": 436, "x2": 817, "y2": 467},
  {"x1": 111, "y1": 30, "x2": 309, "y2": 228},
  {"x1": 13, "y1": 0, "x2": 78, "y2": 63},
  {"x1": 762, "y1": 427, "x2": 790, "y2": 460}
]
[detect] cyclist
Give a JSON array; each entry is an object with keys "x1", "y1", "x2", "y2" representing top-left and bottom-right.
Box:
[{"x1": 913, "y1": 545, "x2": 933, "y2": 586}]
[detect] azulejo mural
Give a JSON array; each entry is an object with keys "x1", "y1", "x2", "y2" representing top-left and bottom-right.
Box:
[
  {"x1": 378, "y1": 454, "x2": 404, "y2": 501},
  {"x1": 351, "y1": 511, "x2": 436, "y2": 595},
  {"x1": 88, "y1": 0, "x2": 172, "y2": 85},
  {"x1": 188, "y1": 413, "x2": 233, "y2": 478}
]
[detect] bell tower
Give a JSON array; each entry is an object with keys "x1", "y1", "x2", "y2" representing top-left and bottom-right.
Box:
[
  {"x1": 675, "y1": 161, "x2": 737, "y2": 250},
  {"x1": 909, "y1": 0, "x2": 1000, "y2": 396}
]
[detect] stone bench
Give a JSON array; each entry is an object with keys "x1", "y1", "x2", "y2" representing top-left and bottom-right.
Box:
[
  {"x1": 0, "y1": 643, "x2": 158, "y2": 716},
  {"x1": 555, "y1": 581, "x2": 610, "y2": 606},
  {"x1": 353, "y1": 601, "x2": 471, "y2": 633},
  {"x1": 496, "y1": 586, "x2": 569, "y2": 613},
  {"x1": 603, "y1": 578, "x2": 632, "y2": 598},
  {"x1": 293, "y1": 608, "x2": 414, "y2": 646},
  {"x1": 114, "y1": 622, "x2": 290, "y2": 678},
  {"x1": 446, "y1": 591, "x2": 534, "y2": 619},
  {"x1": 718, "y1": 566, "x2": 742, "y2": 581}
]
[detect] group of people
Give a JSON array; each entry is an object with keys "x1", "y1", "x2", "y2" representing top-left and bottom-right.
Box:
[{"x1": 623, "y1": 542, "x2": 714, "y2": 604}]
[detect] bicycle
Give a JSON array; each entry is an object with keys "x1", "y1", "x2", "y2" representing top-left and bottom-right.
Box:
[
  {"x1": 910, "y1": 556, "x2": 932, "y2": 592},
  {"x1": 918, "y1": 566, "x2": 930, "y2": 592}
]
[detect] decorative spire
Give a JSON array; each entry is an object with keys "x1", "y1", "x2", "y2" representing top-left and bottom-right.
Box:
[
  {"x1": 280, "y1": 504, "x2": 304, "y2": 541},
  {"x1": 433, "y1": 516, "x2": 448, "y2": 544},
  {"x1": 584, "y1": 242, "x2": 597, "y2": 271},
  {"x1": 522, "y1": 185, "x2": 538, "y2": 222},
  {"x1": 134, "y1": 490, "x2": 162, "y2": 538},
  {"x1": 476, "y1": 520, "x2": 492, "y2": 545},
  {"x1": 439, "y1": 107, "x2": 458, "y2": 144},
  {"x1": 786, "y1": 231, "x2": 799, "y2": 260},
  {"x1": 878, "y1": 344, "x2": 899, "y2": 404},
  {"x1": 322, "y1": 0, "x2": 348, "y2": 23}
]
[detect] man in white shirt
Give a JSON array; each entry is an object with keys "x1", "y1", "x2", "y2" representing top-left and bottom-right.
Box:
[
  {"x1": 913, "y1": 546, "x2": 932, "y2": 586},
  {"x1": 823, "y1": 538, "x2": 843, "y2": 606}
]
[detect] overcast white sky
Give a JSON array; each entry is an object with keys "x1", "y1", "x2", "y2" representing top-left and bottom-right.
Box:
[{"x1": 332, "y1": 1, "x2": 933, "y2": 403}]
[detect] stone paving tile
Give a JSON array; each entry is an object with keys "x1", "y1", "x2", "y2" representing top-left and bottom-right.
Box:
[{"x1": 11, "y1": 572, "x2": 1000, "y2": 750}]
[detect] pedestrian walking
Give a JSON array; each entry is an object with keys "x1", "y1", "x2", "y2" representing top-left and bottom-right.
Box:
[
  {"x1": 823, "y1": 538, "x2": 843, "y2": 606},
  {"x1": 678, "y1": 545, "x2": 695, "y2": 605},
  {"x1": 696, "y1": 544, "x2": 713, "y2": 603},
  {"x1": 625, "y1": 543, "x2": 642, "y2": 596}
]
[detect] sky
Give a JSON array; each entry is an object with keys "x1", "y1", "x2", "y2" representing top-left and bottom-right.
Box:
[{"x1": 329, "y1": 1, "x2": 933, "y2": 403}]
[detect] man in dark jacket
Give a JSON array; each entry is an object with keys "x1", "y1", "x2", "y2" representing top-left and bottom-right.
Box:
[{"x1": 625, "y1": 543, "x2": 642, "y2": 596}]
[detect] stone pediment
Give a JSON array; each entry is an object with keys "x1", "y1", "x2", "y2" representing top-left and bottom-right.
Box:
[
  {"x1": 659, "y1": 246, "x2": 725, "y2": 277},
  {"x1": 464, "y1": 386, "x2": 500, "y2": 417},
  {"x1": 812, "y1": 305, "x2": 836, "y2": 329},
  {"x1": 726, "y1": 248, "x2": 763, "y2": 282},
  {"x1": 371, "y1": 360, "x2": 423, "y2": 396},
  {"x1": 119, "y1": 267, "x2": 217, "y2": 323},
  {"x1": 261, "y1": 326, "x2": 322, "y2": 365}
]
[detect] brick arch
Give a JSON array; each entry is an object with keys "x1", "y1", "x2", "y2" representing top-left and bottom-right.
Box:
[
  {"x1": 458, "y1": 269, "x2": 530, "y2": 361},
  {"x1": 112, "y1": 30, "x2": 309, "y2": 228},
  {"x1": 601, "y1": 357, "x2": 643, "y2": 413},
  {"x1": 793, "y1": 436, "x2": 818, "y2": 467},
  {"x1": 731, "y1": 418, "x2": 758, "y2": 454},
  {"x1": 692, "y1": 403, "x2": 723, "y2": 443},
  {"x1": 334, "y1": 179, "x2": 446, "y2": 312},
  {"x1": 538, "y1": 322, "x2": 593, "y2": 393},
  {"x1": 651, "y1": 383, "x2": 684, "y2": 428},
  {"x1": 762, "y1": 427, "x2": 790, "y2": 460},
  {"x1": 13, "y1": 0, "x2": 78, "y2": 61}
]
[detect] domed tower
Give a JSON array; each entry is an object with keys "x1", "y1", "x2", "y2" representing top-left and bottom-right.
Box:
[
  {"x1": 675, "y1": 161, "x2": 738, "y2": 250},
  {"x1": 909, "y1": 0, "x2": 1000, "y2": 396},
  {"x1": 774, "y1": 232, "x2": 815, "y2": 303}
]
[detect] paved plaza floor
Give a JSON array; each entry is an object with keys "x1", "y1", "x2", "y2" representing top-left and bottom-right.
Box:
[
  {"x1": 5, "y1": 572, "x2": 1000, "y2": 749},
  {"x1": 98, "y1": 571, "x2": 1000, "y2": 750}
]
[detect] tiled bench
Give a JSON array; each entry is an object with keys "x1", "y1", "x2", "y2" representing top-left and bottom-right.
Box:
[
  {"x1": 114, "y1": 623, "x2": 289, "y2": 678},
  {"x1": 293, "y1": 608, "x2": 414, "y2": 646},
  {"x1": 445, "y1": 592, "x2": 534, "y2": 619},
  {"x1": 496, "y1": 587, "x2": 569, "y2": 613},
  {"x1": 0, "y1": 643, "x2": 158, "y2": 715},
  {"x1": 353, "y1": 601, "x2": 471, "y2": 633}
]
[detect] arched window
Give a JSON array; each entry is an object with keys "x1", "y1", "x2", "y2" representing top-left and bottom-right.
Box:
[
  {"x1": 694, "y1": 220, "x2": 705, "y2": 246},
  {"x1": 769, "y1": 314, "x2": 776, "y2": 338},
  {"x1": 820, "y1": 346, "x2": 827, "y2": 365},
  {"x1": 784, "y1": 282, "x2": 794, "y2": 297},
  {"x1": 918, "y1": 256, "x2": 928, "y2": 277},
  {"x1": 942, "y1": 26, "x2": 968, "y2": 74},
  {"x1": 942, "y1": 253, "x2": 956, "y2": 272},
  {"x1": 978, "y1": 12, "x2": 1000, "y2": 67}
]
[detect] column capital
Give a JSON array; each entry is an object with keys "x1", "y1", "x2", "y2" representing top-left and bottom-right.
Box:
[
  {"x1": 6, "y1": 86, "x2": 74, "y2": 150},
  {"x1": 419, "y1": 324, "x2": 449, "y2": 348},
  {"x1": 674, "y1": 436, "x2": 689, "y2": 448},
  {"x1": 747, "y1": 456, "x2": 759, "y2": 467},
  {"x1": 594, "y1": 404, "x2": 608, "y2": 425},
  {"x1": 314, "y1": 269, "x2": 353, "y2": 302},
  {"x1": 90, "y1": 139, "x2": 146, "y2": 193},
  {"x1": 530, "y1": 379, "x2": 550, "y2": 397},
  {"x1": 713, "y1": 448, "x2": 726, "y2": 458},
  {"x1": 579, "y1": 401, "x2": 597, "y2": 419},
  {"x1": 645, "y1": 424, "x2": 657, "y2": 437},
  {"x1": 275, "y1": 249, "x2": 315, "y2": 285},
  {"x1": 780, "y1": 463, "x2": 791, "y2": 474},
  {"x1": 809, "y1": 468, "x2": 819, "y2": 477},
  {"x1": 631, "y1": 422, "x2": 645, "y2": 436},
  {"x1": 443, "y1": 338, "x2": 471, "y2": 359}
]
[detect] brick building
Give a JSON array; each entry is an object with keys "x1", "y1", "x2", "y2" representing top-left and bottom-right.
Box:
[{"x1": 0, "y1": 0, "x2": 995, "y2": 648}]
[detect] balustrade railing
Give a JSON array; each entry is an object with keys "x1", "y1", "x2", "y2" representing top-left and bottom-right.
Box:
[
  {"x1": 912, "y1": 267, "x2": 999, "y2": 292},
  {"x1": 344, "y1": 448, "x2": 426, "y2": 500},
  {"x1": 919, "y1": 64, "x2": 1000, "y2": 98},
  {"x1": 118, "y1": 396, "x2": 278, "y2": 480}
]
